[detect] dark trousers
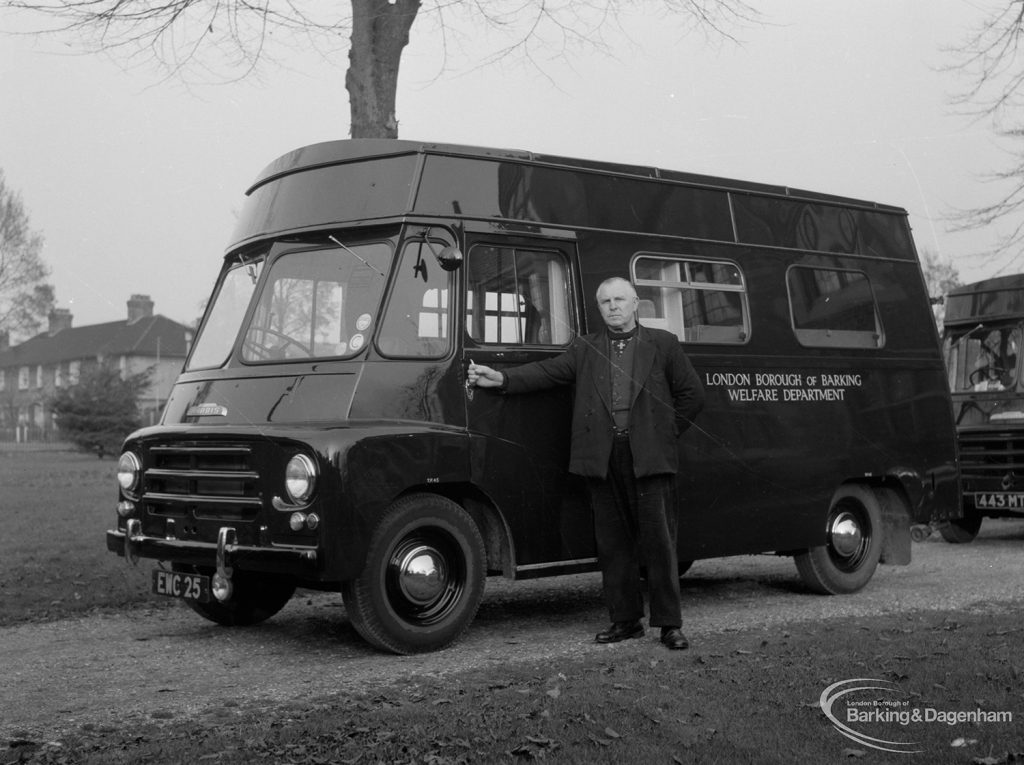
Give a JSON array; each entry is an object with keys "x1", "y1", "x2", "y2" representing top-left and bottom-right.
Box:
[{"x1": 588, "y1": 436, "x2": 682, "y2": 628}]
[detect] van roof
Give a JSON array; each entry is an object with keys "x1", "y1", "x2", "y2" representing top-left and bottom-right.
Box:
[
  {"x1": 945, "y1": 273, "x2": 1024, "y2": 325},
  {"x1": 247, "y1": 139, "x2": 905, "y2": 213},
  {"x1": 949, "y1": 274, "x2": 1024, "y2": 296}
]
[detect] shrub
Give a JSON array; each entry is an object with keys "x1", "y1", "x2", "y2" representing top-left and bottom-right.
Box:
[{"x1": 49, "y1": 361, "x2": 151, "y2": 457}]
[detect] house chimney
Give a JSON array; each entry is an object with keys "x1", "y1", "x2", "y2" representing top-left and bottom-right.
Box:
[
  {"x1": 127, "y1": 294, "x2": 154, "y2": 324},
  {"x1": 48, "y1": 308, "x2": 73, "y2": 334},
  {"x1": 0, "y1": 330, "x2": 8, "y2": 352}
]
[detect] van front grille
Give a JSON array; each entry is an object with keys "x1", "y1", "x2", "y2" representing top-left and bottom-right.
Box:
[
  {"x1": 142, "y1": 444, "x2": 262, "y2": 520},
  {"x1": 958, "y1": 431, "x2": 1024, "y2": 479}
]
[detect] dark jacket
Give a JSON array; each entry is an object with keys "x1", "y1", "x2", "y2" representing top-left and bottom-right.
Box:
[{"x1": 503, "y1": 325, "x2": 705, "y2": 479}]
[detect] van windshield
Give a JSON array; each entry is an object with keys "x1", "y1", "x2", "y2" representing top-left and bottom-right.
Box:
[
  {"x1": 241, "y1": 243, "x2": 392, "y2": 363},
  {"x1": 186, "y1": 241, "x2": 392, "y2": 370},
  {"x1": 945, "y1": 323, "x2": 1023, "y2": 393}
]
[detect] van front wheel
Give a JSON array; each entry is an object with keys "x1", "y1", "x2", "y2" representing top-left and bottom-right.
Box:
[
  {"x1": 939, "y1": 508, "x2": 982, "y2": 544},
  {"x1": 794, "y1": 485, "x2": 883, "y2": 595},
  {"x1": 342, "y1": 494, "x2": 486, "y2": 654},
  {"x1": 172, "y1": 563, "x2": 296, "y2": 626}
]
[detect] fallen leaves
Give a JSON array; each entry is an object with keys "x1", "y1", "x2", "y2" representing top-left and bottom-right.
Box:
[
  {"x1": 509, "y1": 734, "x2": 559, "y2": 759},
  {"x1": 970, "y1": 752, "x2": 1024, "y2": 765}
]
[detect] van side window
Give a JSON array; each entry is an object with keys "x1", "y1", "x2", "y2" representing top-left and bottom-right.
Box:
[
  {"x1": 787, "y1": 266, "x2": 883, "y2": 348},
  {"x1": 466, "y1": 246, "x2": 573, "y2": 346},
  {"x1": 190, "y1": 257, "x2": 264, "y2": 370},
  {"x1": 377, "y1": 239, "x2": 452, "y2": 358},
  {"x1": 632, "y1": 256, "x2": 749, "y2": 344}
]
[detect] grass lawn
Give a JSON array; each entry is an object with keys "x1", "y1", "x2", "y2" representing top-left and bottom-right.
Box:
[{"x1": 0, "y1": 449, "x2": 158, "y2": 625}]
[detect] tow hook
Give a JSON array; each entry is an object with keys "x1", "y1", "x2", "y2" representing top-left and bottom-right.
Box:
[
  {"x1": 212, "y1": 526, "x2": 237, "y2": 602},
  {"x1": 910, "y1": 524, "x2": 933, "y2": 542}
]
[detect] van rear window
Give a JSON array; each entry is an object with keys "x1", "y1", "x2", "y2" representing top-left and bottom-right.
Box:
[{"x1": 632, "y1": 256, "x2": 749, "y2": 344}]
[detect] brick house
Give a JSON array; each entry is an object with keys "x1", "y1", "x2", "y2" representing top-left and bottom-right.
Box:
[{"x1": 0, "y1": 295, "x2": 191, "y2": 443}]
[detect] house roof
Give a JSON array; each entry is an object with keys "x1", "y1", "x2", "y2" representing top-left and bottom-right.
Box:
[{"x1": 0, "y1": 315, "x2": 190, "y2": 367}]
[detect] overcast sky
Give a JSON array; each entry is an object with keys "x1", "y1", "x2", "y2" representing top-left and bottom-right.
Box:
[{"x1": 1, "y1": 0, "x2": 1019, "y2": 330}]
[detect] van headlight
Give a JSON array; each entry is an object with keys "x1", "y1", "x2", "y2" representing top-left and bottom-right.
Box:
[
  {"x1": 117, "y1": 451, "x2": 142, "y2": 497},
  {"x1": 285, "y1": 454, "x2": 317, "y2": 503}
]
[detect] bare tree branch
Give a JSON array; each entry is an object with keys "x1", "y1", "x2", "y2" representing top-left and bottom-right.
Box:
[
  {"x1": 3, "y1": 0, "x2": 759, "y2": 135},
  {"x1": 946, "y1": 1, "x2": 1024, "y2": 121},
  {"x1": 7, "y1": 0, "x2": 755, "y2": 81},
  {"x1": 944, "y1": 3, "x2": 1024, "y2": 257},
  {"x1": 0, "y1": 169, "x2": 54, "y2": 339}
]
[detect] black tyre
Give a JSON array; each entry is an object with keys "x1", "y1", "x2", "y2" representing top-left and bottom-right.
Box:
[
  {"x1": 172, "y1": 563, "x2": 296, "y2": 626},
  {"x1": 794, "y1": 484, "x2": 883, "y2": 595},
  {"x1": 342, "y1": 493, "x2": 486, "y2": 654},
  {"x1": 940, "y1": 507, "x2": 982, "y2": 544}
]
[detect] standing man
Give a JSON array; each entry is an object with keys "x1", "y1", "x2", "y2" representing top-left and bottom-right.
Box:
[{"x1": 467, "y1": 277, "x2": 704, "y2": 650}]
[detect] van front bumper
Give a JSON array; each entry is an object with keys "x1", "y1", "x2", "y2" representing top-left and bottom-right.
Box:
[{"x1": 106, "y1": 521, "x2": 319, "y2": 576}]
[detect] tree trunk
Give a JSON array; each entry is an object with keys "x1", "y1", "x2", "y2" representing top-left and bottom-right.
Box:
[{"x1": 346, "y1": 0, "x2": 421, "y2": 139}]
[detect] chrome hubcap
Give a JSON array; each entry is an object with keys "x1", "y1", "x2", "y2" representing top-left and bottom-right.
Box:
[
  {"x1": 829, "y1": 511, "x2": 864, "y2": 559},
  {"x1": 395, "y1": 544, "x2": 447, "y2": 605},
  {"x1": 385, "y1": 531, "x2": 465, "y2": 626}
]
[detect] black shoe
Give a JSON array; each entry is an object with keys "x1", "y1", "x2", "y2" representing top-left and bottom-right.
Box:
[
  {"x1": 595, "y1": 620, "x2": 644, "y2": 643},
  {"x1": 660, "y1": 627, "x2": 689, "y2": 650}
]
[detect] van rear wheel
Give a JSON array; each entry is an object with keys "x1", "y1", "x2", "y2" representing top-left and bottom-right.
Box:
[
  {"x1": 795, "y1": 485, "x2": 882, "y2": 594},
  {"x1": 342, "y1": 494, "x2": 486, "y2": 654}
]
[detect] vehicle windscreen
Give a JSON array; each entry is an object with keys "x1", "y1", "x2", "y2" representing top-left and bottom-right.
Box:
[
  {"x1": 945, "y1": 324, "x2": 1023, "y2": 393},
  {"x1": 241, "y1": 243, "x2": 391, "y2": 363},
  {"x1": 186, "y1": 241, "x2": 392, "y2": 370}
]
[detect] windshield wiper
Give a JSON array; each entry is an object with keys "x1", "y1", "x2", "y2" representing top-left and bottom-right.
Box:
[
  {"x1": 949, "y1": 323, "x2": 985, "y2": 350},
  {"x1": 328, "y1": 235, "x2": 386, "y2": 278}
]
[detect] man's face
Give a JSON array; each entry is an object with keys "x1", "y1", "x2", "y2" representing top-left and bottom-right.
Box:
[{"x1": 597, "y1": 281, "x2": 639, "y2": 331}]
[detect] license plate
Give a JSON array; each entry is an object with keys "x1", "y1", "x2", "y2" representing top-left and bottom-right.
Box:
[
  {"x1": 972, "y1": 493, "x2": 1024, "y2": 510},
  {"x1": 152, "y1": 569, "x2": 210, "y2": 602}
]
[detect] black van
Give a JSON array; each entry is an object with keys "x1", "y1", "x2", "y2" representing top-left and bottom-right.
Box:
[
  {"x1": 942, "y1": 274, "x2": 1024, "y2": 542},
  {"x1": 108, "y1": 140, "x2": 961, "y2": 653}
]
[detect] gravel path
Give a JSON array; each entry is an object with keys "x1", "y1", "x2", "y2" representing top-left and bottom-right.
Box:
[{"x1": 3, "y1": 520, "x2": 1023, "y2": 741}]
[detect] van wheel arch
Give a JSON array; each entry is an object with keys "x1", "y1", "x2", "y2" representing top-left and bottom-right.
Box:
[{"x1": 394, "y1": 484, "x2": 514, "y2": 576}]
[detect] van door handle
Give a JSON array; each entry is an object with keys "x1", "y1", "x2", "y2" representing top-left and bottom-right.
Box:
[{"x1": 464, "y1": 360, "x2": 475, "y2": 402}]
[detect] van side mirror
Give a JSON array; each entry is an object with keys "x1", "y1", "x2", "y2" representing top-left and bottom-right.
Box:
[{"x1": 435, "y1": 245, "x2": 463, "y2": 271}]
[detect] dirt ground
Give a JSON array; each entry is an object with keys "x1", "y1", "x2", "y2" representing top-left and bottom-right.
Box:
[{"x1": 3, "y1": 520, "x2": 1023, "y2": 742}]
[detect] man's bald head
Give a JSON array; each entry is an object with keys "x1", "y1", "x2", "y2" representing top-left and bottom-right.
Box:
[{"x1": 596, "y1": 277, "x2": 640, "y2": 332}]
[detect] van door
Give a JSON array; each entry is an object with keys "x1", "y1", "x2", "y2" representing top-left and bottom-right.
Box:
[{"x1": 461, "y1": 236, "x2": 594, "y2": 573}]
